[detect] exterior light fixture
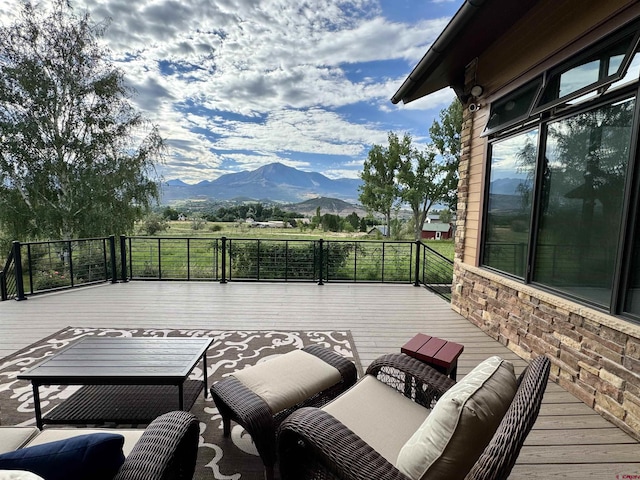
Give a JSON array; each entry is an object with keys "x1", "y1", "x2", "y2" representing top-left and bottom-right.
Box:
[{"x1": 470, "y1": 85, "x2": 484, "y2": 97}]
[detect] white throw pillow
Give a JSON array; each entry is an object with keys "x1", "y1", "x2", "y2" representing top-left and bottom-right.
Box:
[{"x1": 396, "y1": 356, "x2": 517, "y2": 480}]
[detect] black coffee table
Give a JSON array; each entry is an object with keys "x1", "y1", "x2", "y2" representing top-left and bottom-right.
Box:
[{"x1": 18, "y1": 337, "x2": 213, "y2": 429}]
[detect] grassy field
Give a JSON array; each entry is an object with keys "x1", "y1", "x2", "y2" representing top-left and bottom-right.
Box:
[{"x1": 134, "y1": 221, "x2": 455, "y2": 261}]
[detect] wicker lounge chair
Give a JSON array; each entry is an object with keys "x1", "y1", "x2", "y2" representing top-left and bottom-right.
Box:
[
  {"x1": 114, "y1": 410, "x2": 199, "y2": 480},
  {"x1": 278, "y1": 354, "x2": 550, "y2": 480},
  {"x1": 211, "y1": 345, "x2": 357, "y2": 480}
]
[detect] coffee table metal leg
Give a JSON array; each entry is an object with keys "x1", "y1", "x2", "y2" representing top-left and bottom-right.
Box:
[
  {"x1": 32, "y1": 383, "x2": 43, "y2": 430},
  {"x1": 179, "y1": 383, "x2": 184, "y2": 410},
  {"x1": 202, "y1": 351, "x2": 209, "y2": 398}
]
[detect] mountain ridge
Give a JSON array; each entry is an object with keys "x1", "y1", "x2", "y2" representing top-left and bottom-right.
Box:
[{"x1": 160, "y1": 162, "x2": 363, "y2": 204}]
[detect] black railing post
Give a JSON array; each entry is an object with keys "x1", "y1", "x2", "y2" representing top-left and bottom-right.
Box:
[
  {"x1": 0, "y1": 270, "x2": 5, "y2": 301},
  {"x1": 13, "y1": 241, "x2": 27, "y2": 301},
  {"x1": 109, "y1": 236, "x2": 117, "y2": 283},
  {"x1": 157, "y1": 238, "x2": 162, "y2": 280},
  {"x1": 221, "y1": 237, "x2": 227, "y2": 283},
  {"x1": 414, "y1": 240, "x2": 421, "y2": 287},
  {"x1": 187, "y1": 238, "x2": 191, "y2": 281},
  {"x1": 317, "y1": 239, "x2": 324, "y2": 285},
  {"x1": 120, "y1": 235, "x2": 128, "y2": 282},
  {"x1": 67, "y1": 240, "x2": 74, "y2": 288}
]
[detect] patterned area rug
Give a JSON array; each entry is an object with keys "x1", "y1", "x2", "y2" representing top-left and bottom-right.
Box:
[{"x1": 0, "y1": 327, "x2": 362, "y2": 479}]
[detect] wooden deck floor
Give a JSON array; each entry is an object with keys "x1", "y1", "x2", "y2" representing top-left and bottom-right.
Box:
[{"x1": 1, "y1": 281, "x2": 639, "y2": 477}]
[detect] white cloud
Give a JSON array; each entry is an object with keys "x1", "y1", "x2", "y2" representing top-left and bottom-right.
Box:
[{"x1": 2, "y1": 0, "x2": 456, "y2": 183}]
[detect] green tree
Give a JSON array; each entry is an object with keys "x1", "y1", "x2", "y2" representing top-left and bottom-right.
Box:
[
  {"x1": 0, "y1": 0, "x2": 163, "y2": 241},
  {"x1": 142, "y1": 213, "x2": 168, "y2": 236},
  {"x1": 163, "y1": 207, "x2": 180, "y2": 221},
  {"x1": 345, "y1": 211, "x2": 360, "y2": 230},
  {"x1": 429, "y1": 99, "x2": 463, "y2": 211},
  {"x1": 359, "y1": 132, "x2": 408, "y2": 237},
  {"x1": 397, "y1": 145, "x2": 451, "y2": 240},
  {"x1": 438, "y1": 208, "x2": 452, "y2": 224}
]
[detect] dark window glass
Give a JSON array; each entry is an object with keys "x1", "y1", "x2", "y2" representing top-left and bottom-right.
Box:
[
  {"x1": 483, "y1": 130, "x2": 538, "y2": 277},
  {"x1": 625, "y1": 211, "x2": 640, "y2": 316},
  {"x1": 484, "y1": 80, "x2": 542, "y2": 134},
  {"x1": 538, "y1": 34, "x2": 636, "y2": 108},
  {"x1": 533, "y1": 98, "x2": 635, "y2": 306}
]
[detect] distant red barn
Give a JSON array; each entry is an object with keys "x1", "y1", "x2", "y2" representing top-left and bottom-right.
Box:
[{"x1": 421, "y1": 223, "x2": 453, "y2": 240}]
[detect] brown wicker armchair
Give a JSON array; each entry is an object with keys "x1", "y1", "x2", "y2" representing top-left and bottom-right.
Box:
[
  {"x1": 278, "y1": 354, "x2": 550, "y2": 480},
  {"x1": 114, "y1": 410, "x2": 200, "y2": 480}
]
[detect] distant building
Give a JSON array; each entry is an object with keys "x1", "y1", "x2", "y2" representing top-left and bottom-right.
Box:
[
  {"x1": 367, "y1": 226, "x2": 388, "y2": 236},
  {"x1": 421, "y1": 223, "x2": 453, "y2": 240}
]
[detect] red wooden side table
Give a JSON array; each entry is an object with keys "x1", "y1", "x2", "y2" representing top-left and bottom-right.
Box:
[{"x1": 401, "y1": 333, "x2": 464, "y2": 380}]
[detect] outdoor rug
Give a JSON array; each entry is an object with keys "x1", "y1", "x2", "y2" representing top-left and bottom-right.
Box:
[{"x1": 0, "y1": 327, "x2": 362, "y2": 480}]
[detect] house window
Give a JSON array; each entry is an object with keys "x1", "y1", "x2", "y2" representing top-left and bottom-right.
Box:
[
  {"x1": 483, "y1": 130, "x2": 538, "y2": 278},
  {"x1": 533, "y1": 98, "x2": 635, "y2": 306},
  {"x1": 535, "y1": 29, "x2": 640, "y2": 112},
  {"x1": 481, "y1": 21, "x2": 640, "y2": 321},
  {"x1": 484, "y1": 80, "x2": 542, "y2": 135},
  {"x1": 626, "y1": 210, "x2": 640, "y2": 316}
]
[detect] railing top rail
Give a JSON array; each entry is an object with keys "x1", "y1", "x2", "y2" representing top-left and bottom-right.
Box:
[
  {"x1": 126, "y1": 236, "x2": 221, "y2": 240},
  {"x1": 17, "y1": 236, "x2": 113, "y2": 246}
]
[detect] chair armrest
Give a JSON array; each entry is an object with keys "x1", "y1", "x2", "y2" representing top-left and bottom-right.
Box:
[
  {"x1": 114, "y1": 410, "x2": 199, "y2": 480},
  {"x1": 278, "y1": 407, "x2": 411, "y2": 480},
  {"x1": 366, "y1": 353, "x2": 456, "y2": 408}
]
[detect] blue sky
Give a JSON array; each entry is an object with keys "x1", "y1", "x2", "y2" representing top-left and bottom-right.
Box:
[{"x1": 2, "y1": 0, "x2": 461, "y2": 183}]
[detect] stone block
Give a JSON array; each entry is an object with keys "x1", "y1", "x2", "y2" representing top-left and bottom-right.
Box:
[
  {"x1": 553, "y1": 332, "x2": 581, "y2": 351},
  {"x1": 558, "y1": 377, "x2": 595, "y2": 407},
  {"x1": 596, "y1": 407, "x2": 636, "y2": 438},
  {"x1": 582, "y1": 337, "x2": 623, "y2": 363},
  {"x1": 625, "y1": 412, "x2": 640, "y2": 441},
  {"x1": 578, "y1": 360, "x2": 600, "y2": 376},
  {"x1": 580, "y1": 369, "x2": 621, "y2": 400},
  {"x1": 601, "y1": 358, "x2": 640, "y2": 385},
  {"x1": 624, "y1": 355, "x2": 640, "y2": 377},
  {"x1": 627, "y1": 338, "x2": 640, "y2": 360},
  {"x1": 600, "y1": 325, "x2": 628, "y2": 348},
  {"x1": 577, "y1": 326, "x2": 625, "y2": 354},
  {"x1": 600, "y1": 369, "x2": 626, "y2": 389},
  {"x1": 623, "y1": 391, "x2": 640, "y2": 419},
  {"x1": 595, "y1": 392, "x2": 625, "y2": 419}
]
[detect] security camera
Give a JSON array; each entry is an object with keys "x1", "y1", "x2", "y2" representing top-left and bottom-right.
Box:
[{"x1": 468, "y1": 103, "x2": 480, "y2": 113}]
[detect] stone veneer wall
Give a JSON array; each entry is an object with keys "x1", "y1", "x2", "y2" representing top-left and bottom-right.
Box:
[{"x1": 451, "y1": 263, "x2": 640, "y2": 440}]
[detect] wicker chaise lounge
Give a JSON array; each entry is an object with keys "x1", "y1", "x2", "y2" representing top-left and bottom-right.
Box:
[
  {"x1": 210, "y1": 345, "x2": 357, "y2": 480},
  {"x1": 278, "y1": 354, "x2": 550, "y2": 480}
]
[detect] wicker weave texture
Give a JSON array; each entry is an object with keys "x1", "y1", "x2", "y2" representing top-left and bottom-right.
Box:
[
  {"x1": 278, "y1": 354, "x2": 551, "y2": 480},
  {"x1": 210, "y1": 345, "x2": 357, "y2": 476},
  {"x1": 114, "y1": 410, "x2": 199, "y2": 480}
]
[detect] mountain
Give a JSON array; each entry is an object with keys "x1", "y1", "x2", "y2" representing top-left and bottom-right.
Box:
[
  {"x1": 490, "y1": 177, "x2": 527, "y2": 195},
  {"x1": 161, "y1": 163, "x2": 363, "y2": 204},
  {"x1": 283, "y1": 197, "x2": 367, "y2": 216}
]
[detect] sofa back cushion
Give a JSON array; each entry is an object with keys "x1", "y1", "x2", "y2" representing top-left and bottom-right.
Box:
[
  {"x1": 0, "y1": 433, "x2": 125, "y2": 480},
  {"x1": 396, "y1": 356, "x2": 517, "y2": 480}
]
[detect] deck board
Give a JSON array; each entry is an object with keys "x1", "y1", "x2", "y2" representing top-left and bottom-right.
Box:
[{"x1": 1, "y1": 281, "x2": 639, "y2": 476}]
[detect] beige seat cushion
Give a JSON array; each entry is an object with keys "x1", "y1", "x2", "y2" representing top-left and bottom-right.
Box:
[
  {"x1": 396, "y1": 356, "x2": 517, "y2": 480},
  {"x1": 0, "y1": 428, "x2": 39, "y2": 454},
  {"x1": 25, "y1": 428, "x2": 145, "y2": 457},
  {"x1": 323, "y1": 375, "x2": 430, "y2": 465},
  {"x1": 232, "y1": 349, "x2": 342, "y2": 414}
]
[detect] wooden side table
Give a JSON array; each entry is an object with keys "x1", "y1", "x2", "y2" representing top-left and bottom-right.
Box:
[{"x1": 401, "y1": 333, "x2": 464, "y2": 380}]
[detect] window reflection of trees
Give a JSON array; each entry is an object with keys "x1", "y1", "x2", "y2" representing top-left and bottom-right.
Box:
[{"x1": 533, "y1": 98, "x2": 634, "y2": 304}]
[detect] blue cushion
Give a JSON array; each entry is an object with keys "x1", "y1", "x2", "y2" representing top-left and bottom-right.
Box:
[{"x1": 0, "y1": 433, "x2": 125, "y2": 480}]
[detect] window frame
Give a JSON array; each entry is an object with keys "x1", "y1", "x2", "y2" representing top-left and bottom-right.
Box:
[
  {"x1": 532, "y1": 26, "x2": 640, "y2": 114},
  {"x1": 481, "y1": 80, "x2": 640, "y2": 323}
]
